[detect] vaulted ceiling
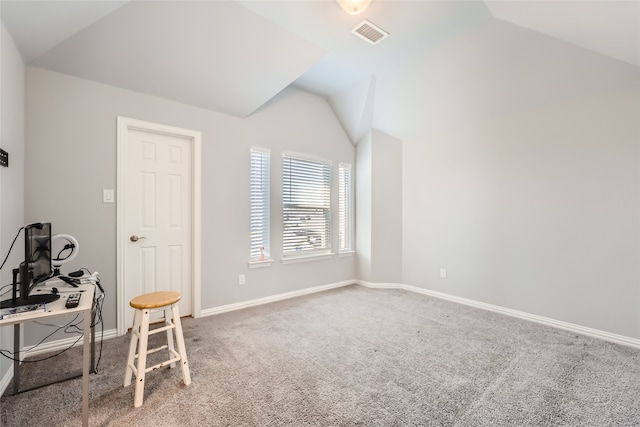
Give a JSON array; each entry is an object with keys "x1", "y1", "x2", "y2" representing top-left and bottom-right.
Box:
[{"x1": 2, "y1": 0, "x2": 639, "y2": 142}]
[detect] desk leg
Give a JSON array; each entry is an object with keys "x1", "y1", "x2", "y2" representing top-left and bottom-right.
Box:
[
  {"x1": 82, "y1": 309, "x2": 90, "y2": 427},
  {"x1": 13, "y1": 323, "x2": 20, "y2": 395}
]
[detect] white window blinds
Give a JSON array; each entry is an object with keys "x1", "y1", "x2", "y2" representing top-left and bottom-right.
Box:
[
  {"x1": 282, "y1": 153, "x2": 332, "y2": 255},
  {"x1": 250, "y1": 147, "x2": 270, "y2": 261},
  {"x1": 338, "y1": 163, "x2": 353, "y2": 252}
]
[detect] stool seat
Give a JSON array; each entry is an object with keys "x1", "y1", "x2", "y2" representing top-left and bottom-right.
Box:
[
  {"x1": 124, "y1": 290, "x2": 191, "y2": 407},
  {"x1": 130, "y1": 291, "x2": 181, "y2": 309}
]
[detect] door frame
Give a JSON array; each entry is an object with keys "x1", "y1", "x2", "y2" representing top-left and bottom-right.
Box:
[{"x1": 116, "y1": 116, "x2": 202, "y2": 336}]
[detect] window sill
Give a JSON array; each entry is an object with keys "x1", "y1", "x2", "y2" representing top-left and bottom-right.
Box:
[
  {"x1": 281, "y1": 252, "x2": 335, "y2": 265},
  {"x1": 339, "y1": 250, "x2": 355, "y2": 257},
  {"x1": 248, "y1": 259, "x2": 274, "y2": 269}
]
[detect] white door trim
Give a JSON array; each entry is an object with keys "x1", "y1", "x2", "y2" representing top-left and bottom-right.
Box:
[{"x1": 116, "y1": 116, "x2": 202, "y2": 336}]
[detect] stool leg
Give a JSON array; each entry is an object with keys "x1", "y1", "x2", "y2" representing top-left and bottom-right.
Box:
[
  {"x1": 124, "y1": 309, "x2": 141, "y2": 387},
  {"x1": 171, "y1": 304, "x2": 191, "y2": 386},
  {"x1": 134, "y1": 308, "x2": 151, "y2": 408},
  {"x1": 164, "y1": 307, "x2": 177, "y2": 369}
]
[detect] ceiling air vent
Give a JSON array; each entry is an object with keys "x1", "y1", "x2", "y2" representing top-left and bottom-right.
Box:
[{"x1": 352, "y1": 20, "x2": 389, "y2": 45}]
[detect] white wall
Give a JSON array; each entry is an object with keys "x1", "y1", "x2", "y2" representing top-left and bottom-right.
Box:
[
  {"x1": 8, "y1": 10, "x2": 640, "y2": 369},
  {"x1": 355, "y1": 129, "x2": 403, "y2": 283},
  {"x1": 25, "y1": 67, "x2": 355, "y2": 335},
  {"x1": 355, "y1": 132, "x2": 372, "y2": 281},
  {"x1": 0, "y1": 21, "x2": 25, "y2": 388},
  {"x1": 370, "y1": 130, "x2": 402, "y2": 283},
  {"x1": 394, "y1": 21, "x2": 640, "y2": 339}
]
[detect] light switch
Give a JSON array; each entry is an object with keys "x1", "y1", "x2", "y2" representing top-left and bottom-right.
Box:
[{"x1": 103, "y1": 189, "x2": 115, "y2": 203}]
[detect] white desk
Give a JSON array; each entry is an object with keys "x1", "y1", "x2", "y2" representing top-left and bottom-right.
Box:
[{"x1": 0, "y1": 282, "x2": 95, "y2": 427}]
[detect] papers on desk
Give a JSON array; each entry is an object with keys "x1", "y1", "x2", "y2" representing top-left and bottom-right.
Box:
[
  {"x1": 54, "y1": 274, "x2": 99, "y2": 287},
  {"x1": 0, "y1": 303, "x2": 47, "y2": 320}
]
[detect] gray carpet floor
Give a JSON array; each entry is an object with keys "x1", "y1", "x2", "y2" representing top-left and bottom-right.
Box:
[{"x1": 2, "y1": 284, "x2": 640, "y2": 426}]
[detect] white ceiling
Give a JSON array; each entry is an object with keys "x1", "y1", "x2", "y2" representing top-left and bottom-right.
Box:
[
  {"x1": 1, "y1": 0, "x2": 129, "y2": 62},
  {"x1": 486, "y1": 0, "x2": 640, "y2": 68},
  {"x1": 2, "y1": 0, "x2": 639, "y2": 127},
  {"x1": 3, "y1": 0, "x2": 327, "y2": 118}
]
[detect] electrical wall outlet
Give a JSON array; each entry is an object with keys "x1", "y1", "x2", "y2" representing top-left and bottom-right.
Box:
[
  {"x1": 440, "y1": 268, "x2": 447, "y2": 279},
  {"x1": 238, "y1": 274, "x2": 246, "y2": 285}
]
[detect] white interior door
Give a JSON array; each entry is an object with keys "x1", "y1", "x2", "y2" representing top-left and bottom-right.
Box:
[{"x1": 117, "y1": 117, "x2": 201, "y2": 333}]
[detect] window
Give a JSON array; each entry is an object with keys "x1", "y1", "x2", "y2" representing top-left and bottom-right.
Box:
[
  {"x1": 338, "y1": 163, "x2": 353, "y2": 252},
  {"x1": 250, "y1": 147, "x2": 270, "y2": 262},
  {"x1": 282, "y1": 153, "x2": 332, "y2": 257}
]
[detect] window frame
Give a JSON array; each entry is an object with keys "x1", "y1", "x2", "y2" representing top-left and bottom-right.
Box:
[
  {"x1": 282, "y1": 152, "x2": 333, "y2": 262},
  {"x1": 338, "y1": 162, "x2": 354, "y2": 254},
  {"x1": 249, "y1": 146, "x2": 272, "y2": 268}
]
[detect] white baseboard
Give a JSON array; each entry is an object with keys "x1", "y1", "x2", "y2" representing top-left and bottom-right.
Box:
[
  {"x1": 0, "y1": 366, "x2": 12, "y2": 396},
  {"x1": 200, "y1": 280, "x2": 356, "y2": 317},
  {"x1": 203, "y1": 278, "x2": 640, "y2": 349},
  {"x1": 3, "y1": 280, "x2": 356, "y2": 395},
  {"x1": 0, "y1": 328, "x2": 118, "y2": 396},
  {"x1": 3, "y1": 279, "x2": 637, "y2": 397},
  {"x1": 23, "y1": 328, "x2": 118, "y2": 358},
  {"x1": 357, "y1": 280, "x2": 640, "y2": 349}
]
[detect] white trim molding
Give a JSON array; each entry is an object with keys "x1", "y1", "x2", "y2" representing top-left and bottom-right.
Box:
[
  {"x1": 357, "y1": 280, "x2": 640, "y2": 350},
  {"x1": 23, "y1": 329, "x2": 119, "y2": 358},
  {"x1": 0, "y1": 328, "x2": 119, "y2": 396},
  {"x1": 248, "y1": 259, "x2": 275, "y2": 269},
  {"x1": 281, "y1": 252, "x2": 335, "y2": 265},
  {"x1": 203, "y1": 278, "x2": 640, "y2": 349},
  {"x1": 0, "y1": 368, "x2": 12, "y2": 397},
  {"x1": 116, "y1": 116, "x2": 202, "y2": 336},
  {"x1": 200, "y1": 280, "x2": 355, "y2": 317}
]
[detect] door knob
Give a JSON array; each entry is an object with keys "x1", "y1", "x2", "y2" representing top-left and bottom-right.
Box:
[{"x1": 130, "y1": 235, "x2": 146, "y2": 242}]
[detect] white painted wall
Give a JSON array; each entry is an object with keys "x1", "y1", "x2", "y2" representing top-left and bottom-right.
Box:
[
  {"x1": 0, "y1": 21, "x2": 25, "y2": 388},
  {"x1": 24, "y1": 67, "x2": 355, "y2": 336},
  {"x1": 355, "y1": 129, "x2": 403, "y2": 284},
  {"x1": 370, "y1": 130, "x2": 402, "y2": 284},
  {"x1": 329, "y1": 76, "x2": 376, "y2": 144},
  {"x1": 4, "y1": 11, "x2": 639, "y2": 384},
  {"x1": 394, "y1": 21, "x2": 640, "y2": 339},
  {"x1": 355, "y1": 133, "x2": 372, "y2": 281}
]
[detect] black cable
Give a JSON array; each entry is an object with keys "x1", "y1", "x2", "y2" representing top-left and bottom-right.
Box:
[
  {"x1": 92, "y1": 276, "x2": 105, "y2": 371},
  {"x1": 0, "y1": 279, "x2": 22, "y2": 297},
  {"x1": 0, "y1": 314, "x2": 82, "y2": 363},
  {"x1": 54, "y1": 245, "x2": 73, "y2": 262},
  {"x1": 64, "y1": 322, "x2": 84, "y2": 334},
  {"x1": 0, "y1": 268, "x2": 107, "y2": 371},
  {"x1": 91, "y1": 293, "x2": 105, "y2": 371},
  {"x1": 0, "y1": 226, "x2": 24, "y2": 271},
  {"x1": 0, "y1": 283, "x2": 14, "y2": 297},
  {"x1": 0, "y1": 335, "x2": 84, "y2": 363}
]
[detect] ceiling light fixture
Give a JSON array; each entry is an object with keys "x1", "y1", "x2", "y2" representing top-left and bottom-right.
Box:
[{"x1": 336, "y1": 0, "x2": 372, "y2": 15}]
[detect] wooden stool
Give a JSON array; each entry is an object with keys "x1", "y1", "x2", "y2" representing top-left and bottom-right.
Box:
[{"x1": 124, "y1": 291, "x2": 191, "y2": 407}]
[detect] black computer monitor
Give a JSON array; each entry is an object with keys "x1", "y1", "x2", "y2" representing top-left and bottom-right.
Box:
[
  {"x1": 26, "y1": 222, "x2": 53, "y2": 286},
  {"x1": 0, "y1": 223, "x2": 60, "y2": 308}
]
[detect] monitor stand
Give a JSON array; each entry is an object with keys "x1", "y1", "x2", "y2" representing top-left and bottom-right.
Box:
[{"x1": 0, "y1": 267, "x2": 60, "y2": 309}]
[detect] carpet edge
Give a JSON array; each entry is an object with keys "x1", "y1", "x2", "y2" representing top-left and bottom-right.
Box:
[{"x1": 357, "y1": 280, "x2": 640, "y2": 349}]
